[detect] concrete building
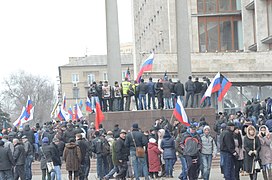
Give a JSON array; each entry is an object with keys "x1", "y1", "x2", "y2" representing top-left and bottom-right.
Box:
[
  {"x1": 58, "y1": 53, "x2": 133, "y2": 107},
  {"x1": 133, "y1": 0, "x2": 272, "y2": 112}
]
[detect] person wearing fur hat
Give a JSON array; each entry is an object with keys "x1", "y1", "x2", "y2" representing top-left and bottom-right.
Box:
[
  {"x1": 258, "y1": 125, "x2": 272, "y2": 180},
  {"x1": 200, "y1": 125, "x2": 217, "y2": 180},
  {"x1": 157, "y1": 129, "x2": 166, "y2": 177},
  {"x1": 244, "y1": 125, "x2": 261, "y2": 180}
]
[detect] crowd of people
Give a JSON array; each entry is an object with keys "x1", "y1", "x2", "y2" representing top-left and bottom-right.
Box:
[
  {"x1": 0, "y1": 97, "x2": 272, "y2": 180},
  {"x1": 87, "y1": 76, "x2": 211, "y2": 113}
]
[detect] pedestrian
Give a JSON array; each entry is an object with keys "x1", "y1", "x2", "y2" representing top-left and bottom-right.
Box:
[
  {"x1": 102, "y1": 81, "x2": 112, "y2": 112},
  {"x1": 258, "y1": 125, "x2": 272, "y2": 179},
  {"x1": 162, "y1": 77, "x2": 173, "y2": 109},
  {"x1": 125, "y1": 123, "x2": 149, "y2": 180},
  {"x1": 157, "y1": 129, "x2": 166, "y2": 177},
  {"x1": 233, "y1": 127, "x2": 244, "y2": 180},
  {"x1": 147, "y1": 77, "x2": 157, "y2": 110},
  {"x1": 121, "y1": 77, "x2": 132, "y2": 111},
  {"x1": 50, "y1": 138, "x2": 62, "y2": 180},
  {"x1": 13, "y1": 138, "x2": 26, "y2": 180},
  {"x1": 137, "y1": 78, "x2": 147, "y2": 110},
  {"x1": 63, "y1": 138, "x2": 82, "y2": 180},
  {"x1": 112, "y1": 81, "x2": 122, "y2": 111},
  {"x1": 244, "y1": 125, "x2": 261, "y2": 180},
  {"x1": 115, "y1": 129, "x2": 129, "y2": 180},
  {"x1": 181, "y1": 125, "x2": 202, "y2": 180},
  {"x1": 22, "y1": 135, "x2": 34, "y2": 180},
  {"x1": 40, "y1": 137, "x2": 53, "y2": 180},
  {"x1": 75, "y1": 133, "x2": 88, "y2": 180},
  {"x1": 174, "y1": 79, "x2": 185, "y2": 106},
  {"x1": 147, "y1": 138, "x2": 161, "y2": 179},
  {"x1": 220, "y1": 122, "x2": 238, "y2": 180},
  {"x1": 161, "y1": 130, "x2": 176, "y2": 178},
  {"x1": 184, "y1": 76, "x2": 196, "y2": 108},
  {"x1": 0, "y1": 140, "x2": 15, "y2": 180},
  {"x1": 200, "y1": 126, "x2": 217, "y2": 180}
]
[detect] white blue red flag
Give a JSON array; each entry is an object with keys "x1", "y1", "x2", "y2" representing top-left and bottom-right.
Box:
[
  {"x1": 136, "y1": 53, "x2": 154, "y2": 83},
  {"x1": 200, "y1": 72, "x2": 221, "y2": 104},
  {"x1": 86, "y1": 97, "x2": 92, "y2": 112},
  {"x1": 57, "y1": 106, "x2": 68, "y2": 121},
  {"x1": 13, "y1": 107, "x2": 26, "y2": 127},
  {"x1": 125, "y1": 67, "x2": 131, "y2": 81},
  {"x1": 74, "y1": 103, "x2": 83, "y2": 120},
  {"x1": 24, "y1": 95, "x2": 34, "y2": 121},
  {"x1": 173, "y1": 97, "x2": 190, "y2": 126}
]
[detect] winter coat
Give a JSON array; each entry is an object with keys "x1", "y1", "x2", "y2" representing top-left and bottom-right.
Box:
[
  {"x1": 0, "y1": 146, "x2": 15, "y2": 170},
  {"x1": 115, "y1": 137, "x2": 129, "y2": 163},
  {"x1": 147, "y1": 142, "x2": 161, "y2": 172},
  {"x1": 244, "y1": 126, "x2": 261, "y2": 174},
  {"x1": 137, "y1": 82, "x2": 147, "y2": 95},
  {"x1": 185, "y1": 79, "x2": 196, "y2": 92},
  {"x1": 22, "y1": 125, "x2": 35, "y2": 144},
  {"x1": 76, "y1": 139, "x2": 88, "y2": 165},
  {"x1": 265, "y1": 119, "x2": 272, "y2": 132},
  {"x1": 220, "y1": 129, "x2": 236, "y2": 154},
  {"x1": 40, "y1": 143, "x2": 53, "y2": 170},
  {"x1": 174, "y1": 82, "x2": 185, "y2": 96},
  {"x1": 162, "y1": 81, "x2": 172, "y2": 98},
  {"x1": 200, "y1": 134, "x2": 217, "y2": 155},
  {"x1": 194, "y1": 80, "x2": 202, "y2": 94},
  {"x1": 147, "y1": 81, "x2": 156, "y2": 95},
  {"x1": 63, "y1": 142, "x2": 82, "y2": 171},
  {"x1": 13, "y1": 143, "x2": 26, "y2": 166},
  {"x1": 113, "y1": 127, "x2": 121, "y2": 139},
  {"x1": 50, "y1": 142, "x2": 62, "y2": 166},
  {"x1": 63, "y1": 127, "x2": 76, "y2": 143},
  {"x1": 258, "y1": 125, "x2": 272, "y2": 166},
  {"x1": 161, "y1": 131, "x2": 176, "y2": 159},
  {"x1": 125, "y1": 130, "x2": 148, "y2": 151}
]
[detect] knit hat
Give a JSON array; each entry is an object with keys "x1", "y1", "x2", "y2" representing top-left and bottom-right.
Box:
[
  {"x1": 203, "y1": 125, "x2": 210, "y2": 131},
  {"x1": 149, "y1": 138, "x2": 156, "y2": 143},
  {"x1": 42, "y1": 137, "x2": 49, "y2": 143}
]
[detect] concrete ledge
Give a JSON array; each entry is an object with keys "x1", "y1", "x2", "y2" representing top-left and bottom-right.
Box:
[{"x1": 261, "y1": 35, "x2": 272, "y2": 44}]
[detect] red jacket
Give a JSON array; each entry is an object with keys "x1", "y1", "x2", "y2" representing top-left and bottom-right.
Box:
[{"x1": 147, "y1": 142, "x2": 161, "y2": 172}]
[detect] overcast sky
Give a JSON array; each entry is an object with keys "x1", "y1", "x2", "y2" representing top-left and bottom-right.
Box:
[{"x1": 0, "y1": 0, "x2": 132, "y2": 83}]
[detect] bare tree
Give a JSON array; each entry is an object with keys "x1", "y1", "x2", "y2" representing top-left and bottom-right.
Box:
[{"x1": 1, "y1": 71, "x2": 55, "y2": 126}]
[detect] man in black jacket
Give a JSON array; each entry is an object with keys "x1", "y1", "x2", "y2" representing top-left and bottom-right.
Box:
[
  {"x1": 125, "y1": 123, "x2": 148, "y2": 180},
  {"x1": 115, "y1": 130, "x2": 129, "y2": 179},
  {"x1": 174, "y1": 80, "x2": 185, "y2": 105},
  {"x1": 137, "y1": 79, "x2": 147, "y2": 110},
  {"x1": 13, "y1": 138, "x2": 26, "y2": 180},
  {"x1": 50, "y1": 138, "x2": 62, "y2": 180},
  {"x1": 185, "y1": 76, "x2": 196, "y2": 108},
  {"x1": 194, "y1": 77, "x2": 203, "y2": 108},
  {"x1": 76, "y1": 133, "x2": 89, "y2": 180},
  {"x1": 220, "y1": 122, "x2": 237, "y2": 180},
  {"x1": 0, "y1": 140, "x2": 15, "y2": 180},
  {"x1": 22, "y1": 135, "x2": 34, "y2": 180}
]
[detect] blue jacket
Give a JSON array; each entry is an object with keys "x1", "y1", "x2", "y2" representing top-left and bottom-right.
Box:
[
  {"x1": 147, "y1": 81, "x2": 155, "y2": 95},
  {"x1": 161, "y1": 131, "x2": 176, "y2": 159}
]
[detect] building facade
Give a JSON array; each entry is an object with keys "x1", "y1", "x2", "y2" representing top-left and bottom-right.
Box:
[
  {"x1": 59, "y1": 54, "x2": 133, "y2": 107},
  {"x1": 133, "y1": 0, "x2": 272, "y2": 112}
]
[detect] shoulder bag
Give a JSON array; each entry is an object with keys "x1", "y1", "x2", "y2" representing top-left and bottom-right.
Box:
[
  {"x1": 131, "y1": 132, "x2": 145, "y2": 158},
  {"x1": 40, "y1": 147, "x2": 54, "y2": 173}
]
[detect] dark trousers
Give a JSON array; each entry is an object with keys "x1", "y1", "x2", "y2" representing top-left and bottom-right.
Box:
[
  {"x1": 185, "y1": 91, "x2": 194, "y2": 108},
  {"x1": 157, "y1": 93, "x2": 164, "y2": 109},
  {"x1": 234, "y1": 159, "x2": 243, "y2": 180},
  {"x1": 102, "y1": 98, "x2": 112, "y2": 112},
  {"x1": 0, "y1": 169, "x2": 13, "y2": 180},
  {"x1": 14, "y1": 165, "x2": 25, "y2": 180},
  {"x1": 41, "y1": 169, "x2": 51, "y2": 180},
  {"x1": 221, "y1": 151, "x2": 235, "y2": 180},
  {"x1": 184, "y1": 155, "x2": 199, "y2": 180},
  {"x1": 116, "y1": 161, "x2": 128, "y2": 179},
  {"x1": 25, "y1": 155, "x2": 33, "y2": 180}
]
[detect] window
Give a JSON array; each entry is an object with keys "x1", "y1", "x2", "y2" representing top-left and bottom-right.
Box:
[
  {"x1": 73, "y1": 88, "x2": 79, "y2": 99},
  {"x1": 103, "y1": 72, "x2": 108, "y2": 81},
  {"x1": 72, "y1": 74, "x2": 79, "y2": 83},
  {"x1": 198, "y1": 0, "x2": 241, "y2": 13},
  {"x1": 198, "y1": 16, "x2": 242, "y2": 52},
  {"x1": 87, "y1": 74, "x2": 95, "y2": 85}
]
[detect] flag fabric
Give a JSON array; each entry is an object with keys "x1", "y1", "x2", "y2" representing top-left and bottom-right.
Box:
[
  {"x1": 62, "y1": 93, "x2": 66, "y2": 110},
  {"x1": 51, "y1": 99, "x2": 59, "y2": 118},
  {"x1": 200, "y1": 72, "x2": 221, "y2": 104},
  {"x1": 86, "y1": 97, "x2": 92, "y2": 112},
  {"x1": 68, "y1": 106, "x2": 73, "y2": 120},
  {"x1": 136, "y1": 53, "x2": 154, "y2": 83},
  {"x1": 173, "y1": 97, "x2": 190, "y2": 126},
  {"x1": 57, "y1": 106, "x2": 69, "y2": 121},
  {"x1": 79, "y1": 100, "x2": 83, "y2": 110},
  {"x1": 13, "y1": 107, "x2": 26, "y2": 127},
  {"x1": 95, "y1": 102, "x2": 105, "y2": 130},
  {"x1": 25, "y1": 95, "x2": 34, "y2": 121},
  {"x1": 125, "y1": 67, "x2": 131, "y2": 81},
  {"x1": 74, "y1": 103, "x2": 83, "y2": 120},
  {"x1": 218, "y1": 75, "x2": 232, "y2": 102}
]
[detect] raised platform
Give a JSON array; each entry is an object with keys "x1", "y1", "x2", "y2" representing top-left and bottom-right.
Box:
[{"x1": 88, "y1": 108, "x2": 216, "y2": 132}]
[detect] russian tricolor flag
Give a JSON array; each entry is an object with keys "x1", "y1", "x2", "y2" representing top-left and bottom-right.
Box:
[
  {"x1": 13, "y1": 107, "x2": 26, "y2": 127},
  {"x1": 57, "y1": 106, "x2": 68, "y2": 121},
  {"x1": 173, "y1": 97, "x2": 190, "y2": 126},
  {"x1": 68, "y1": 106, "x2": 73, "y2": 120},
  {"x1": 86, "y1": 97, "x2": 92, "y2": 112},
  {"x1": 62, "y1": 93, "x2": 66, "y2": 110},
  {"x1": 25, "y1": 95, "x2": 34, "y2": 121},
  {"x1": 74, "y1": 103, "x2": 83, "y2": 120},
  {"x1": 136, "y1": 53, "x2": 154, "y2": 82},
  {"x1": 200, "y1": 72, "x2": 221, "y2": 104}
]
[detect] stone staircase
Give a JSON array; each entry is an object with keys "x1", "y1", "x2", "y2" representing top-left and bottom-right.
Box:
[{"x1": 32, "y1": 156, "x2": 220, "y2": 175}]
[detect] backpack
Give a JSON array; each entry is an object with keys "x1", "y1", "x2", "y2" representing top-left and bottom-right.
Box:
[
  {"x1": 102, "y1": 139, "x2": 111, "y2": 156},
  {"x1": 182, "y1": 136, "x2": 200, "y2": 156}
]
